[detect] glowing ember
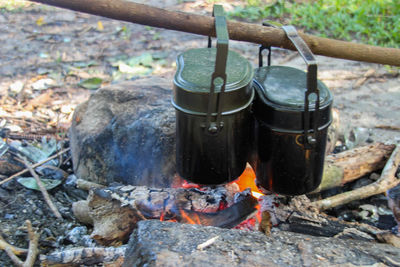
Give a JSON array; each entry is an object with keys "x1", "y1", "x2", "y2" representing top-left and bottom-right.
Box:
[
  {"x1": 180, "y1": 179, "x2": 201, "y2": 189},
  {"x1": 171, "y1": 164, "x2": 264, "y2": 229}
]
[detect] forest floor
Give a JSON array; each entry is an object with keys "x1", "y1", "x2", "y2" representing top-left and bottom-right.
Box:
[{"x1": 0, "y1": 0, "x2": 399, "y2": 265}]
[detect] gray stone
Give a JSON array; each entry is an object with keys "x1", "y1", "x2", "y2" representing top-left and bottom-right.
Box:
[
  {"x1": 124, "y1": 220, "x2": 400, "y2": 267},
  {"x1": 69, "y1": 77, "x2": 176, "y2": 187}
]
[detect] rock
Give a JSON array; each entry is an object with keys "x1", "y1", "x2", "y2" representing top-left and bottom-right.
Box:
[
  {"x1": 65, "y1": 226, "x2": 88, "y2": 244},
  {"x1": 69, "y1": 77, "x2": 176, "y2": 187},
  {"x1": 123, "y1": 220, "x2": 400, "y2": 267}
]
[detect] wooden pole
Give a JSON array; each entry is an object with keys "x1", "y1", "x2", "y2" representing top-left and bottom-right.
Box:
[{"x1": 29, "y1": 0, "x2": 400, "y2": 66}]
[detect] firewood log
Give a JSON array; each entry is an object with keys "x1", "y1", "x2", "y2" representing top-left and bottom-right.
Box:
[
  {"x1": 315, "y1": 142, "x2": 395, "y2": 192},
  {"x1": 78, "y1": 184, "x2": 259, "y2": 245}
]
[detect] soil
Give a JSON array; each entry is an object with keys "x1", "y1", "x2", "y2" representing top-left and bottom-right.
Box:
[{"x1": 0, "y1": 1, "x2": 399, "y2": 266}]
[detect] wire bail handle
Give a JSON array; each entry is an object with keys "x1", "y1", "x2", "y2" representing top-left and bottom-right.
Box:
[
  {"x1": 205, "y1": 5, "x2": 229, "y2": 134},
  {"x1": 282, "y1": 25, "x2": 320, "y2": 148}
]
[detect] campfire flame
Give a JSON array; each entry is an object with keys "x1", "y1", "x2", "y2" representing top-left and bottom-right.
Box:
[
  {"x1": 233, "y1": 164, "x2": 263, "y2": 199},
  {"x1": 170, "y1": 164, "x2": 263, "y2": 229},
  {"x1": 179, "y1": 209, "x2": 201, "y2": 225}
]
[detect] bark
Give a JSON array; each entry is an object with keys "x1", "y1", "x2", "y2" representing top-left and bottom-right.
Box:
[
  {"x1": 29, "y1": 0, "x2": 400, "y2": 66},
  {"x1": 315, "y1": 142, "x2": 395, "y2": 192}
]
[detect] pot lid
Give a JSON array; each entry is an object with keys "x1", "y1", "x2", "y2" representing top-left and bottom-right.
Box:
[
  {"x1": 254, "y1": 66, "x2": 332, "y2": 110},
  {"x1": 175, "y1": 48, "x2": 253, "y2": 92},
  {"x1": 173, "y1": 47, "x2": 254, "y2": 115}
]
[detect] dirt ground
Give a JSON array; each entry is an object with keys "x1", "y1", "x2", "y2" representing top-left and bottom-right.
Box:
[{"x1": 0, "y1": 1, "x2": 399, "y2": 265}]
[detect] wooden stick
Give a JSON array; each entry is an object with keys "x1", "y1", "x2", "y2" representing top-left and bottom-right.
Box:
[
  {"x1": 23, "y1": 220, "x2": 40, "y2": 267},
  {"x1": 0, "y1": 236, "x2": 28, "y2": 257},
  {"x1": 28, "y1": 0, "x2": 400, "y2": 66},
  {"x1": 23, "y1": 158, "x2": 62, "y2": 219},
  {"x1": 0, "y1": 148, "x2": 70, "y2": 186},
  {"x1": 314, "y1": 144, "x2": 400, "y2": 211},
  {"x1": 196, "y1": 236, "x2": 219, "y2": 250},
  {"x1": 2, "y1": 220, "x2": 40, "y2": 267}
]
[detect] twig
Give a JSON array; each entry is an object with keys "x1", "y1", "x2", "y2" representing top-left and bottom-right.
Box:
[
  {"x1": 0, "y1": 148, "x2": 70, "y2": 186},
  {"x1": 23, "y1": 220, "x2": 40, "y2": 267},
  {"x1": 0, "y1": 235, "x2": 28, "y2": 256},
  {"x1": 23, "y1": 158, "x2": 62, "y2": 219},
  {"x1": 76, "y1": 178, "x2": 105, "y2": 191},
  {"x1": 2, "y1": 220, "x2": 40, "y2": 267},
  {"x1": 314, "y1": 144, "x2": 400, "y2": 211},
  {"x1": 196, "y1": 236, "x2": 219, "y2": 250}
]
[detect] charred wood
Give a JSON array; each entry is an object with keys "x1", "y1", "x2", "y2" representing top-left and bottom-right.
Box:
[{"x1": 78, "y1": 184, "x2": 258, "y2": 245}]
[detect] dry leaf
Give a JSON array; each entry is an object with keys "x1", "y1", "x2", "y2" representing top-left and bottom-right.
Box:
[
  {"x1": 36, "y1": 17, "x2": 44, "y2": 26},
  {"x1": 97, "y1": 21, "x2": 104, "y2": 31}
]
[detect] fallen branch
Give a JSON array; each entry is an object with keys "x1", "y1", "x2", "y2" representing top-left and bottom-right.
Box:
[
  {"x1": 2, "y1": 220, "x2": 39, "y2": 267},
  {"x1": 314, "y1": 144, "x2": 400, "y2": 210},
  {"x1": 40, "y1": 246, "x2": 126, "y2": 267},
  {"x1": 0, "y1": 148, "x2": 70, "y2": 186},
  {"x1": 28, "y1": 0, "x2": 400, "y2": 66},
  {"x1": 315, "y1": 143, "x2": 395, "y2": 192},
  {"x1": 23, "y1": 157, "x2": 62, "y2": 219}
]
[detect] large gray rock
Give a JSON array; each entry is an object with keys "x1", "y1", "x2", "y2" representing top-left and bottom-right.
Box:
[
  {"x1": 69, "y1": 77, "x2": 176, "y2": 187},
  {"x1": 124, "y1": 220, "x2": 400, "y2": 267}
]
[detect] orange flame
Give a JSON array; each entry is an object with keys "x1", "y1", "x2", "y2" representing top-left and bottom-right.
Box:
[
  {"x1": 180, "y1": 209, "x2": 201, "y2": 224},
  {"x1": 234, "y1": 164, "x2": 263, "y2": 199}
]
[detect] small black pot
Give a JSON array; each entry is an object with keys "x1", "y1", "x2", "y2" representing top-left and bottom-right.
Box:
[{"x1": 251, "y1": 66, "x2": 333, "y2": 195}]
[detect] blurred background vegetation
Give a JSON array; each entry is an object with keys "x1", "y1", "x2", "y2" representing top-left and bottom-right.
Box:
[
  {"x1": 1, "y1": 0, "x2": 398, "y2": 48},
  {"x1": 228, "y1": 0, "x2": 399, "y2": 48}
]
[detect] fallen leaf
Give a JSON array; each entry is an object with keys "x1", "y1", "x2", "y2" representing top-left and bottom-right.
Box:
[
  {"x1": 17, "y1": 177, "x2": 62, "y2": 191},
  {"x1": 31, "y1": 78, "x2": 56, "y2": 90},
  {"x1": 36, "y1": 16, "x2": 45, "y2": 26},
  {"x1": 78, "y1": 77, "x2": 103, "y2": 89},
  {"x1": 118, "y1": 62, "x2": 151, "y2": 75},
  {"x1": 97, "y1": 21, "x2": 104, "y2": 31},
  {"x1": 127, "y1": 53, "x2": 153, "y2": 67}
]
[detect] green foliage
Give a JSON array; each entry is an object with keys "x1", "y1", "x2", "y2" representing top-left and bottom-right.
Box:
[
  {"x1": 228, "y1": 0, "x2": 399, "y2": 47},
  {"x1": 0, "y1": 0, "x2": 30, "y2": 11},
  {"x1": 78, "y1": 77, "x2": 103, "y2": 90}
]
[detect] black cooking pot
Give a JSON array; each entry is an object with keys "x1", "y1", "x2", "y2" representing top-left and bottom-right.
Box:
[
  {"x1": 172, "y1": 5, "x2": 254, "y2": 185},
  {"x1": 250, "y1": 26, "x2": 333, "y2": 195}
]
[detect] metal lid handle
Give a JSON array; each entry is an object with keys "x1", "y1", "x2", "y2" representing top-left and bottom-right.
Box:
[
  {"x1": 205, "y1": 5, "x2": 229, "y2": 134},
  {"x1": 282, "y1": 25, "x2": 320, "y2": 148}
]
